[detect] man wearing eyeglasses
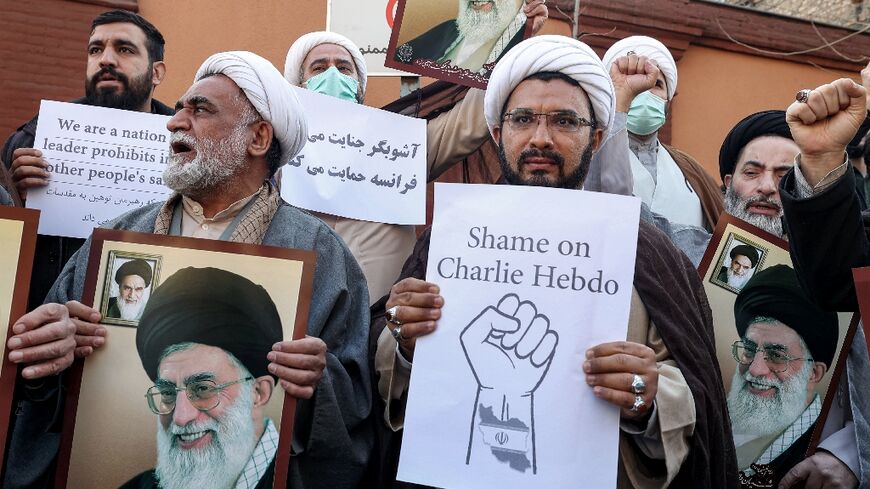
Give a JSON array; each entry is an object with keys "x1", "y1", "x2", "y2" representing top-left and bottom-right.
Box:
[
  {"x1": 726, "y1": 265, "x2": 839, "y2": 487},
  {"x1": 123, "y1": 267, "x2": 282, "y2": 489}
]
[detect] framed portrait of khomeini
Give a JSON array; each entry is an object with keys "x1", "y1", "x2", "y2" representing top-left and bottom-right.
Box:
[
  {"x1": 55, "y1": 229, "x2": 315, "y2": 489},
  {"x1": 709, "y1": 232, "x2": 769, "y2": 294},
  {"x1": 0, "y1": 206, "x2": 39, "y2": 481},
  {"x1": 698, "y1": 214, "x2": 857, "y2": 488},
  {"x1": 99, "y1": 251, "x2": 162, "y2": 327},
  {"x1": 385, "y1": 0, "x2": 533, "y2": 88}
]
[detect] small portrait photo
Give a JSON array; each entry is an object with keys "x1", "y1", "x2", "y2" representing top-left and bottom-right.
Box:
[
  {"x1": 100, "y1": 251, "x2": 161, "y2": 326},
  {"x1": 710, "y1": 234, "x2": 767, "y2": 294},
  {"x1": 386, "y1": 0, "x2": 532, "y2": 88}
]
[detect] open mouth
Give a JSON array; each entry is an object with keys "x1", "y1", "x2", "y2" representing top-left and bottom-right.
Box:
[
  {"x1": 175, "y1": 430, "x2": 214, "y2": 449},
  {"x1": 470, "y1": 0, "x2": 494, "y2": 12},
  {"x1": 747, "y1": 380, "x2": 777, "y2": 395},
  {"x1": 171, "y1": 141, "x2": 193, "y2": 155},
  {"x1": 747, "y1": 201, "x2": 781, "y2": 216}
]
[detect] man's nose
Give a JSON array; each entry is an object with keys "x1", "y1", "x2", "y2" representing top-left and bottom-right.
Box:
[
  {"x1": 172, "y1": 391, "x2": 200, "y2": 427},
  {"x1": 757, "y1": 171, "x2": 777, "y2": 195},
  {"x1": 529, "y1": 116, "x2": 554, "y2": 150},
  {"x1": 167, "y1": 112, "x2": 189, "y2": 133},
  {"x1": 98, "y1": 47, "x2": 118, "y2": 67},
  {"x1": 747, "y1": 351, "x2": 772, "y2": 377}
]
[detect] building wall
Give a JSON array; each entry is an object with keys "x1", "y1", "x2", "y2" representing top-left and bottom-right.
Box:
[
  {"x1": 0, "y1": 0, "x2": 109, "y2": 157},
  {"x1": 670, "y1": 45, "x2": 856, "y2": 184}
]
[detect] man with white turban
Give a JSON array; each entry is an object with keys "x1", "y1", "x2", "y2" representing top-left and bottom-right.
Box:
[
  {"x1": 370, "y1": 35, "x2": 736, "y2": 488},
  {"x1": 601, "y1": 36, "x2": 723, "y2": 232},
  {"x1": 4, "y1": 51, "x2": 373, "y2": 489},
  {"x1": 283, "y1": 18, "x2": 547, "y2": 305}
]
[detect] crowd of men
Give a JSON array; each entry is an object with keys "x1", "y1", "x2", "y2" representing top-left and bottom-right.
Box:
[{"x1": 0, "y1": 4, "x2": 867, "y2": 489}]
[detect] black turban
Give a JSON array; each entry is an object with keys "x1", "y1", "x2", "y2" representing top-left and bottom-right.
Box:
[
  {"x1": 719, "y1": 110, "x2": 792, "y2": 182},
  {"x1": 115, "y1": 259, "x2": 153, "y2": 287},
  {"x1": 734, "y1": 265, "x2": 838, "y2": 367},
  {"x1": 136, "y1": 267, "x2": 282, "y2": 381},
  {"x1": 729, "y1": 244, "x2": 759, "y2": 268}
]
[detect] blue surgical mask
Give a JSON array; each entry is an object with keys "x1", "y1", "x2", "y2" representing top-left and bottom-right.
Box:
[
  {"x1": 305, "y1": 66, "x2": 360, "y2": 103},
  {"x1": 626, "y1": 91, "x2": 667, "y2": 136}
]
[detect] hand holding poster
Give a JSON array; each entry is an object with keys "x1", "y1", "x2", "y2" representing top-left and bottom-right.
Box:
[
  {"x1": 28, "y1": 101, "x2": 172, "y2": 238},
  {"x1": 397, "y1": 183, "x2": 641, "y2": 488},
  {"x1": 385, "y1": 0, "x2": 533, "y2": 88},
  {"x1": 280, "y1": 87, "x2": 426, "y2": 225}
]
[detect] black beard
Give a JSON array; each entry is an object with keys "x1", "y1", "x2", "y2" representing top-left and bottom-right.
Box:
[
  {"x1": 85, "y1": 65, "x2": 153, "y2": 111},
  {"x1": 497, "y1": 136, "x2": 594, "y2": 190}
]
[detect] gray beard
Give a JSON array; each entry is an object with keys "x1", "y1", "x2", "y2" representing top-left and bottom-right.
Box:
[
  {"x1": 155, "y1": 384, "x2": 258, "y2": 489},
  {"x1": 163, "y1": 125, "x2": 249, "y2": 197},
  {"x1": 116, "y1": 289, "x2": 148, "y2": 321},
  {"x1": 727, "y1": 360, "x2": 813, "y2": 438},
  {"x1": 455, "y1": 0, "x2": 518, "y2": 45},
  {"x1": 726, "y1": 267, "x2": 752, "y2": 289},
  {"x1": 724, "y1": 186, "x2": 785, "y2": 239}
]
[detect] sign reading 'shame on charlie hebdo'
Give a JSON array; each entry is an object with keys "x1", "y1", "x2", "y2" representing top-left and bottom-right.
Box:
[
  {"x1": 28, "y1": 100, "x2": 173, "y2": 238},
  {"x1": 398, "y1": 183, "x2": 641, "y2": 489}
]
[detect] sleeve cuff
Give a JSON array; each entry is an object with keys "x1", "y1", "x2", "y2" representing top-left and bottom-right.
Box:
[
  {"x1": 794, "y1": 154, "x2": 849, "y2": 198},
  {"x1": 620, "y1": 400, "x2": 659, "y2": 436},
  {"x1": 395, "y1": 343, "x2": 413, "y2": 371}
]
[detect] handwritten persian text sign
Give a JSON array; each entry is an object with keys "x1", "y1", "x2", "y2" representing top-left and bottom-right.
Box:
[
  {"x1": 27, "y1": 101, "x2": 172, "y2": 238},
  {"x1": 398, "y1": 183, "x2": 641, "y2": 489},
  {"x1": 328, "y1": 0, "x2": 410, "y2": 76},
  {"x1": 280, "y1": 87, "x2": 426, "y2": 225}
]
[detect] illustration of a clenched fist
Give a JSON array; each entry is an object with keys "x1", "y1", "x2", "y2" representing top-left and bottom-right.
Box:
[{"x1": 460, "y1": 293, "x2": 558, "y2": 396}]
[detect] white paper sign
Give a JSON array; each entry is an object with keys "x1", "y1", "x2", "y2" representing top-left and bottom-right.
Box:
[
  {"x1": 280, "y1": 87, "x2": 426, "y2": 225},
  {"x1": 27, "y1": 100, "x2": 172, "y2": 238},
  {"x1": 398, "y1": 183, "x2": 642, "y2": 489},
  {"x1": 327, "y1": 0, "x2": 411, "y2": 76}
]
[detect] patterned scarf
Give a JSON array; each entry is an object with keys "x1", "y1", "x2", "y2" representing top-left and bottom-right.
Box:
[{"x1": 153, "y1": 183, "x2": 281, "y2": 244}]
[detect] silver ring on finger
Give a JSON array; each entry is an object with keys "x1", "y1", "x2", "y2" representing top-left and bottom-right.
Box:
[
  {"x1": 391, "y1": 325, "x2": 406, "y2": 342},
  {"x1": 630, "y1": 395, "x2": 646, "y2": 413},
  {"x1": 386, "y1": 305, "x2": 402, "y2": 326},
  {"x1": 796, "y1": 89, "x2": 812, "y2": 104},
  {"x1": 631, "y1": 374, "x2": 646, "y2": 395}
]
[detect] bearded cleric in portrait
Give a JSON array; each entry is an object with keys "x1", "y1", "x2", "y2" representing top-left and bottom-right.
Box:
[
  {"x1": 121, "y1": 267, "x2": 283, "y2": 489},
  {"x1": 717, "y1": 243, "x2": 761, "y2": 291},
  {"x1": 106, "y1": 258, "x2": 154, "y2": 322},
  {"x1": 394, "y1": 0, "x2": 528, "y2": 73},
  {"x1": 726, "y1": 265, "x2": 839, "y2": 486}
]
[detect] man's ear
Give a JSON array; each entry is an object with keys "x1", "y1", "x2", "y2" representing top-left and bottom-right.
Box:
[
  {"x1": 808, "y1": 362, "x2": 827, "y2": 385},
  {"x1": 723, "y1": 174, "x2": 733, "y2": 189},
  {"x1": 248, "y1": 121, "x2": 273, "y2": 159},
  {"x1": 151, "y1": 61, "x2": 166, "y2": 88},
  {"x1": 491, "y1": 124, "x2": 502, "y2": 145},
  {"x1": 253, "y1": 376, "x2": 275, "y2": 407},
  {"x1": 590, "y1": 128, "x2": 604, "y2": 152}
]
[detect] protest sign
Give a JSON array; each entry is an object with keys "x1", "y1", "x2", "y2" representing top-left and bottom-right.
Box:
[
  {"x1": 280, "y1": 87, "x2": 426, "y2": 225},
  {"x1": 397, "y1": 183, "x2": 640, "y2": 488},
  {"x1": 0, "y1": 206, "x2": 39, "y2": 481},
  {"x1": 698, "y1": 215, "x2": 856, "y2": 483},
  {"x1": 27, "y1": 101, "x2": 172, "y2": 238},
  {"x1": 57, "y1": 229, "x2": 315, "y2": 489},
  {"x1": 328, "y1": 0, "x2": 411, "y2": 76}
]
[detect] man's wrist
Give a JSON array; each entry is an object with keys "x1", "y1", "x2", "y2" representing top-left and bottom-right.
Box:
[{"x1": 799, "y1": 151, "x2": 849, "y2": 187}]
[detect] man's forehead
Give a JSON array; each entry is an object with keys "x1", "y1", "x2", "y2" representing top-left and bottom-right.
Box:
[
  {"x1": 746, "y1": 321, "x2": 801, "y2": 345},
  {"x1": 304, "y1": 43, "x2": 355, "y2": 66},
  {"x1": 89, "y1": 22, "x2": 147, "y2": 45},
  {"x1": 158, "y1": 344, "x2": 232, "y2": 377},
  {"x1": 737, "y1": 136, "x2": 799, "y2": 167},
  {"x1": 506, "y1": 78, "x2": 593, "y2": 115},
  {"x1": 178, "y1": 75, "x2": 242, "y2": 106}
]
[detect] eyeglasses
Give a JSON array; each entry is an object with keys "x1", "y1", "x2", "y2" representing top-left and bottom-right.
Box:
[
  {"x1": 502, "y1": 109, "x2": 596, "y2": 133},
  {"x1": 731, "y1": 341, "x2": 812, "y2": 373},
  {"x1": 145, "y1": 377, "x2": 253, "y2": 415}
]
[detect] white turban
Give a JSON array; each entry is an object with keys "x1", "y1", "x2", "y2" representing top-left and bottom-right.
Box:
[
  {"x1": 602, "y1": 36, "x2": 677, "y2": 100},
  {"x1": 195, "y1": 51, "x2": 308, "y2": 167},
  {"x1": 484, "y1": 35, "x2": 615, "y2": 140},
  {"x1": 283, "y1": 31, "x2": 368, "y2": 94}
]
